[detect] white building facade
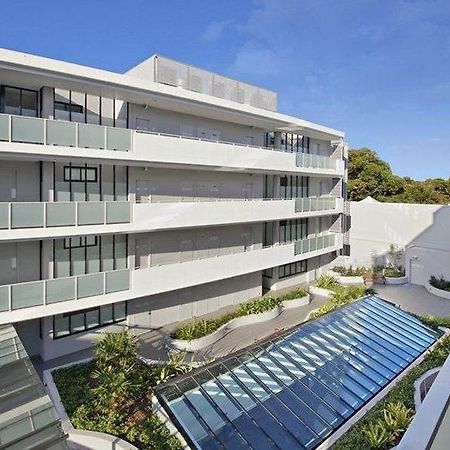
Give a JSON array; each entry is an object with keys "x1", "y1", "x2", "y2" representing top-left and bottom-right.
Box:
[{"x1": 0, "y1": 50, "x2": 347, "y2": 361}]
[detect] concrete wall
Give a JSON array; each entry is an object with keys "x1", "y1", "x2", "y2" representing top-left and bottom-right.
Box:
[
  {"x1": 129, "y1": 104, "x2": 266, "y2": 146},
  {"x1": 343, "y1": 198, "x2": 450, "y2": 286},
  {"x1": 0, "y1": 241, "x2": 40, "y2": 285},
  {"x1": 0, "y1": 160, "x2": 40, "y2": 202},
  {"x1": 130, "y1": 223, "x2": 262, "y2": 269},
  {"x1": 128, "y1": 166, "x2": 263, "y2": 202}
]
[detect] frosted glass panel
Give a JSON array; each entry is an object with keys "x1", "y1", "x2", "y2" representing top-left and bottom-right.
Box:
[
  {"x1": 105, "y1": 269, "x2": 130, "y2": 293},
  {"x1": 106, "y1": 202, "x2": 130, "y2": 223},
  {"x1": 11, "y1": 282, "x2": 44, "y2": 309},
  {"x1": 46, "y1": 278, "x2": 76, "y2": 304},
  {"x1": 46, "y1": 120, "x2": 77, "y2": 147},
  {"x1": 77, "y1": 272, "x2": 103, "y2": 298},
  {"x1": 0, "y1": 114, "x2": 10, "y2": 141},
  {"x1": 46, "y1": 203, "x2": 76, "y2": 227},
  {"x1": 0, "y1": 286, "x2": 9, "y2": 311},
  {"x1": 11, "y1": 203, "x2": 44, "y2": 228},
  {"x1": 11, "y1": 116, "x2": 44, "y2": 144},
  {"x1": 77, "y1": 202, "x2": 104, "y2": 225},
  {"x1": 78, "y1": 123, "x2": 105, "y2": 149}
]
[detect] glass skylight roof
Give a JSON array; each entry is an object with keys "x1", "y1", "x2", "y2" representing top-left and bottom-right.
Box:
[{"x1": 157, "y1": 296, "x2": 441, "y2": 450}]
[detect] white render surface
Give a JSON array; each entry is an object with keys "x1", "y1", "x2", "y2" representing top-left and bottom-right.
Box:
[
  {"x1": 0, "y1": 47, "x2": 346, "y2": 363},
  {"x1": 344, "y1": 198, "x2": 450, "y2": 287}
]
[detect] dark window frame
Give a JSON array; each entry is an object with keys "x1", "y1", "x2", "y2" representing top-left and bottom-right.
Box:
[
  {"x1": 53, "y1": 302, "x2": 127, "y2": 339},
  {"x1": 63, "y1": 236, "x2": 98, "y2": 250},
  {"x1": 278, "y1": 259, "x2": 308, "y2": 279},
  {"x1": 63, "y1": 165, "x2": 98, "y2": 183},
  {"x1": 0, "y1": 85, "x2": 39, "y2": 117}
]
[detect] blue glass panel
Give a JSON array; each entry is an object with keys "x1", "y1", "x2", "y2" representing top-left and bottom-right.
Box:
[
  {"x1": 348, "y1": 306, "x2": 425, "y2": 352},
  {"x1": 360, "y1": 302, "x2": 434, "y2": 346},
  {"x1": 344, "y1": 309, "x2": 420, "y2": 356},
  {"x1": 158, "y1": 297, "x2": 440, "y2": 450}
]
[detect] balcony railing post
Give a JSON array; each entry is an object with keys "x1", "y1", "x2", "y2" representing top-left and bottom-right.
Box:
[
  {"x1": 8, "y1": 285, "x2": 11, "y2": 311},
  {"x1": 8, "y1": 203, "x2": 11, "y2": 229},
  {"x1": 8, "y1": 115, "x2": 12, "y2": 142},
  {"x1": 75, "y1": 202, "x2": 79, "y2": 226},
  {"x1": 43, "y1": 281, "x2": 47, "y2": 306},
  {"x1": 75, "y1": 123, "x2": 79, "y2": 147}
]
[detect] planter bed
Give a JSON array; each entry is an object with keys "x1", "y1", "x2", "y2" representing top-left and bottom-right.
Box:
[
  {"x1": 166, "y1": 295, "x2": 310, "y2": 352},
  {"x1": 385, "y1": 275, "x2": 408, "y2": 285},
  {"x1": 328, "y1": 270, "x2": 365, "y2": 285},
  {"x1": 426, "y1": 282, "x2": 450, "y2": 300},
  {"x1": 309, "y1": 285, "x2": 334, "y2": 298}
]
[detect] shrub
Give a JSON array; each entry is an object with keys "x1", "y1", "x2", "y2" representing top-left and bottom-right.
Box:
[
  {"x1": 333, "y1": 266, "x2": 368, "y2": 277},
  {"x1": 54, "y1": 331, "x2": 185, "y2": 450},
  {"x1": 362, "y1": 421, "x2": 395, "y2": 449},
  {"x1": 52, "y1": 361, "x2": 93, "y2": 417},
  {"x1": 172, "y1": 286, "x2": 308, "y2": 340},
  {"x1": 420, "y1": 314, "x2": 450, "y2": 330},
  {"x1": 384, "y1": 267, "x2": 405, "y2": 277},
  {"x1": 316, "y1": 275, "x2": 341, "y2": 290},
  {"x1": 382, "y1": 402, "x2": 413, "y2": 434},
  {"x1": 429, "y1": 275, "x2": 450, "y2": 292}
]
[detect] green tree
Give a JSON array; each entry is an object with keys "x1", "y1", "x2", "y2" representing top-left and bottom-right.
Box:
[{"x1": 348, "y1": 148, "x2": 450, "y2": 204}]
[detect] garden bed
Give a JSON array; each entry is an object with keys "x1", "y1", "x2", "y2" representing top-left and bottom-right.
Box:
[
  {"x1": 51, "y1": 331, "x2": 188, "y2": 450},
  {"x1": 167, "y1": 290, "x2": 310, "y2": 352},
  {"x1": 426, "y1": 276, "x2": 450, "y2": 299},
  {"x1": 332, "y1": 318, "x2": 450, "y2": 450},
  {"x1": 308, "y1": 275, "x2": 374, "y2": 320},
  {"x1": 385, "y1": 275, "x2": 408, "y2": 285}
]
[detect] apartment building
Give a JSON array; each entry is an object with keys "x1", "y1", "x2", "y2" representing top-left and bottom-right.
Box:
[{"x1": 0, "y1": 49, "x2": 348, "y2": 361}]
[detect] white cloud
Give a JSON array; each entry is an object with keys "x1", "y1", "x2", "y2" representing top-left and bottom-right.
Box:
[{"x1": 202, "y1": 20, "x2": 233, "y2": 41}]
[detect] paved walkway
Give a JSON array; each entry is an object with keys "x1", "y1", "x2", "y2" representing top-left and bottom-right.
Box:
[
  {"x1": 374, "y1": 284, "x2": 450, "y2": 317},
  {"x1": 36, "y1": 283, "x2": 450, "y2": 372},
  {"x1": 138, "y1": 294, "x2": 328, "y2": 362}
]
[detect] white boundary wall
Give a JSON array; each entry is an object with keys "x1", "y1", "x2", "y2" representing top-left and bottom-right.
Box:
[{"x1": 341, "y1": 198, "x2": 450, "y2": 287}]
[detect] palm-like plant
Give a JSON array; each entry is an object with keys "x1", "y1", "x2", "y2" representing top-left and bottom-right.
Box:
[
  {"x1": 363, "y1": 420, "x2": 395, "y2": 449},
  {"x1": 94, "y1": 329, "x2": 138, "y2": 371}
]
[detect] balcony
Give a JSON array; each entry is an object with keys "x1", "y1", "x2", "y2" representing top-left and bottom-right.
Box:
[
  {"x1": 0, "y1": 113, "x2": 344, "y2": 176},
  {"x1": 0, "y1": 269, "x2": 130, "y2": 312},
  {"x1": 0, "y1": 197, "x2": 342, "y2": 241},
  {"x1": 0, "y1": 114, "x2": 131, "y2": 150},
  {"x1": 0, "y1": 233, "x2": 342, "y2": 323}
]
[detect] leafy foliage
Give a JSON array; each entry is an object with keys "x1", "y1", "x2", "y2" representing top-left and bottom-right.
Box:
[
  {"x1": 362, "y1": 421, "x2": 394, "y2": 449},
  {"x1": 315, "y1": 275, "x2": 341, "y2": 290},
  {"x1": 54, "y1": 331, "x2": 184, "y2": 450},
  {"x1": 172, "y1": 287, "x2": 308, "y2": 340},
  {"x1": 429, "y1": 275, "x2": 450, "y2": 292},
  {"x1": 332, "y1": 334, "x2": 450, "y2": 449},
  {"x1": 348, "y1": 148, "x2": 450, "y2": 204},
  {"x1": 420, "y1": 314, "x2": 450, "y2": 329},
  {"x1": 332, "y1": 266, "x2": 369, "y2": 276}
]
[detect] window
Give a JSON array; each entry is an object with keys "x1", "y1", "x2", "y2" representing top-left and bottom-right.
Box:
[
  {"x1": 63, "y1": 236, "x2": 97, "y2": 249},
  {"x1": 279, "y1": 219, "x2": 308, "y2": 243},
  {"x1": 136, "y1": 118, "x2": 150, "y2": 131},
  {"x1": 263, "y1": 268, "x2": 273, "y2": 278},
  {"x1": 53, "y1": 302, "x2": 127, "y2": 339},
  {"x1": 1, "y1": 86, "x2": 38, "y2": 117},
  {"x1": 54, "y1": 101, "x2": 83, "y2": 114},
  {"x1": 53, "y1": 88, "x2": 128, "y2": 127},
  {"x1": 280, "y1": 175, "x2": 309, "y2": 199},
  {"x1": 64, "y1": 166, "x2": 98, "y2": 182},
  {"x1": 278, "y1": 260, "x2": 308, "y2": 279}
]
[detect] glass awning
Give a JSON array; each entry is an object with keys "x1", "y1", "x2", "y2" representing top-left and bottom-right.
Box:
[
  {"x1": 0, "y1": 324, "x2": 69, "y2": 449},
  {"x1": 157, "y1": 296, "x2": 441, "y2": 450}
]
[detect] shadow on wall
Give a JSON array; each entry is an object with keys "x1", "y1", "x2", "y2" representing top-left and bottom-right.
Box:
[{"x1": 343, "y1": 199, "x2": 450, "y2": 287}]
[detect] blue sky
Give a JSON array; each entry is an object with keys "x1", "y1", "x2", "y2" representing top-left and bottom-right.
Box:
[{"x1": 2, "y1": 0, "x2": 450, "y2": 180}]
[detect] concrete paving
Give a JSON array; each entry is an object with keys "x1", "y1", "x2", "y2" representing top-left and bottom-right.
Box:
[
  {"x1": 374, "y1": 284, "x2": 450, "y2": 317},
  {"x1": 138, "y1": 294, "x2": 328, "y2": 362},
  {"x1": 36, "y1": 283, "x2": 450, "y2": 372}
]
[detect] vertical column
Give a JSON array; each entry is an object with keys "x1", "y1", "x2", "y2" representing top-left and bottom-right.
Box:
[
  {"x1": 274, "y1": 131, "x2": 282, "y2": 150},
  {"x1": 41, "y1": 162, "x2": 54, "y2": 202},
  {"x1": 40, "y1": 87, "x2": 54, "y2": 120}
]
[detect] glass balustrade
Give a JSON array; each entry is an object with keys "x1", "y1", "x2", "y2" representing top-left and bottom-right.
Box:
[
  {"x1": 0, "y1": 201, "x2": 131, "y2": 229},
  {"x1": 294, "y1": 234, "x2": 337, "y2": 255},
  {"x1": 296, "y1": 152, "x2": 337, "y2": 170},
  {"x1": 295, "y1": 197, "x2": 337, "y2": 213},
  {"x1": 0, "y1": 113, "x2": 132, "y2": 152},
  {"x1": 3, "y1": 269, "x2": 131, "y2": 312}
]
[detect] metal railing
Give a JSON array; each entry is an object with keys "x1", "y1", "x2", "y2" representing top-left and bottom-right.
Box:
[
  {"x1": 0, "y1": 201, "x2": 131, "y2": 230},
  {"x1": 0, "y1": 269, "x2": 130, "y2": 312},
  {"x1": 0, "y1": 114, "x2": 132, "y2": 151},
  {"x1": 294, "y1": 234, "x2": 337, "y2": 255}
]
